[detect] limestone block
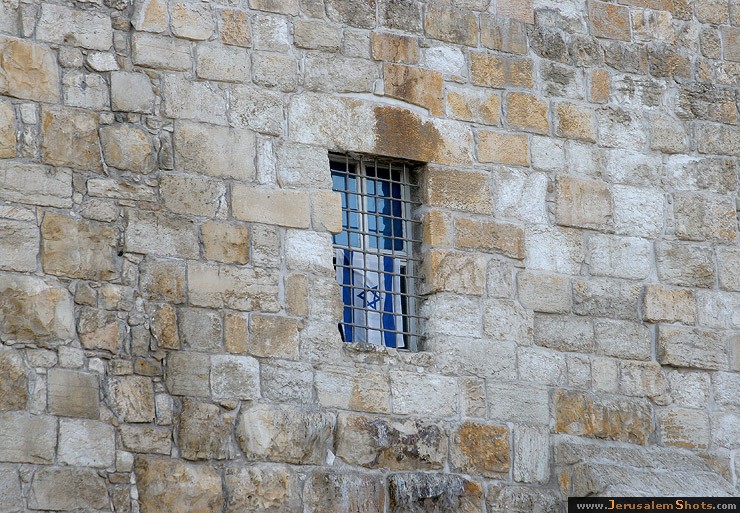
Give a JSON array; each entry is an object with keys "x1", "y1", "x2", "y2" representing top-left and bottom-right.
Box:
[
  {"x1": 667, "y1": 370, "x2": 709, "y2": 408},
  {"x1": 218, "y1": 8, "x2": 251, "y2": 47},
  {"x1": 58, "y1": 418, "x2": 115, "y2": 467},
  {"x1": 36, "y1": 4, "x2": 112, "y2": 50},
  {"x1": 658, "y1": 408, "x2": 710, "y2": 449},
  {"x1": 132, "y1": 32, "x2": 190, "y2": 70},
  {"x1": 0, "y1": 350, "x2": 27, "y2": 411},
  {"x1": 483, "y1": 298, "x2": 533, "y2": 343},
  {"x1": 0, "y1": 274, "x2": 75, "y2": 342},
  {"x1": 86, "y1": 178, "x2": 157, "y2": 202},
  {"x1": 132, "y1": 0, "x2": 168, "y2": 32},
  {"x1": 62, "y1": 70, "x2": 109, "y2": 110},
  {"x1": 650, "y1": 112, "x2": 688, "y2": 154},
  {"x1": 252, "y1": 52, "x2": 297, "y2": 91},
  {"x1": 196, "y1": 42, "x2": 250, "y2": 82},
  {"x1": 383, "y1": 63, "x2": 442, "y2": 115},
  {"x1": 431, "y1": 336, "x2": 516, "y2": 379},
  {"x1": 492, "y1": 167, "x2": 548, "y2": 224},
  {"x1": 487, "y1": 484, "x2": 559, "y2": 513},
  {"x1": 589, "y1": 1, "x2": 630, "y2": 41},
  {"x1": 335, "y1": 413, "x2": 446, "y2": 470},
  {"x1": 658, "y1": 326, "x2": 727, "y2": 370},
  {"x1": 506, "y1": 92, "x2": 548, "y2": 134},
  {"x1": 119, "y1": 425, "x2": 172, "y2": 454},
  {"x1": 554, "y1": 389, "x2": 653, "y2": 444},
  {"x1": 201, "y1": 220, "x2": 249, "y2": 264},
  {"x1": 0, "y1": 36, "x2": 59, "y2": 102},
  {"x1": 620, "y1": 360, "x2": 670, "y2": 401},
  {"x1": 0, "y1": 100, "x2": 14, "y2": 158},
  {"x1": 371, "y1": 31, "x2": 418, "y2": 63},
  {"x1": 211, "y1": 354, "x2": 260, "y2": 400},
  {"x1": 171, "y1": 2, "x2": 214, "y2": 40},
  {"x1": 41, "y1": 213, "x2": 120, "y2": 280},
  {"x1": 174, "y1": 120, "x2": 256, "y2": 180},
  {"x1": 711, "y1": 413, "x2": 740, "y2": 449},
  {"x1": 236, "y1": 404, "x2": 334, "y2": 464},
  {"x1": 487, "y1": 382, "x2": 549, "y2": 425},
  {"x1": 77, "y1": 307, "x2": 123, "y2": 353},
  {"x1": 555, "y1": 176, "x2": 612, "y2": 230},
  {"x1": 126, "y1": 210, "x2": 199, "y2": 259},
  {"x1": 526, "y1": 225, "x2": 584, "y2": 274},
  {"x1": 422, "y1": 249, "x2": 487, "y2": 295},
  {"x1": 721, "y1": 26, "x2": 740, "y2": 62},
  {"x1": 534, "y1": 314, "x2": 594, "y2": 353},
  {"x1": 0, "y1": 467, "x2": 22, "y2": 513},
  {"x1": 260, "y1": 359, "x2": 313, "y2": 403},
  {"x1": 252, "y1": 13, "x2": 289, "y2": 51},
  {"x1": 188, "y1": 261, "x2": 280, "y2": 311},
  {"x1": 316, "y1": 367, "x2": 390, "y2": 414},
  {"x1": 588, "y1": 233, "x2": 651, "y2": 279},
  {"x1": 674, "y1": 192, "x2": 737, "y2": 242},
  {"x1": 517, "y1": 271, "x2": 570, "y2": 314},
  {"x1": 0, "y1": 219, "x2": 38, "y2": 272},
  {"x1": 0, "y1": 412, "x2": 56, "y2": 463},
  {"x1": 178, "y1": 400, "x2": 231, "y2": 461},
  {"x1": 530, "y1": 136, "x2": 565, "y2": 172},
  {"x1": 304, "y1": 53, "x2": 378, "y2": 93},
  {"x1": 446, "y1": 85, "x2": 500, "y2": 125},
  {"x1": 311, "y1": 190, "x2": 342, "y2": 234},
  {"x1": 643, "y1": 285, "x2": 696, "y2": 324},
  {"x1": 165, "y1": 351, "x2": 210, "y2": 397},
  {"x1": 425, "y1": 4, "x2": 477, "y2": 46},
  {"x1": 161, "y1": 74, "x2": 228, "y2": 125},
  {"x1": 390, "y1": 371, "x2": 457, "y2": 417},
  {"x1": 422, "y1": 210, "x2": 453, "y2": 246},
  {"x1": 573, "y1": 277, "x2": 640, "y2": 320},
  {"x1": 41, "y1": 106, "x2": 101, "y2": 171},
  {"x1": 305, "y1": 472, "x2": 385, "y2": 513},
  {"x1": 111, "y1": 71, "x2": 155, "y2": 113},
  {"x1": 450, "y1": 421, "x2": 509, "y2": 477},
  {"x1": 249, "y1": 314, "x2": 300, "y2": 359},
  {"x1": 140, "y1": 258, "x2": 186, "y2": 303},
  {"x1": 135, "y1": 455, "x2": 224, "y2": 512},
  {"x1": 48, "y1": 368, "x2": 99, "y2": 419},
  {"x1": 656, "y1": 242, "x2": 715, "y2": 288},
  {"x1": 478, "y1": 131, "x2": 529, "y2": 165},
  {"x1": 29, "y1": 467, "x2": 108, "y2": 510},
  {"x1": 160, "y1": 173, "x2": 227, "y2": 217},
  {"x1": 696, "y1": 290, "x2": 740, "y2": 330},
  {"x1": 108, "y1": 375, "x2": 155, "y2": 423},
  {"x1": 423, "y1": 167, "x2": 493, "y2": 214},
  {"x1": 224, "y1": 311, "x2": 248, "y2": 354},
  {"x1": 714, "y1": 372, "x2": 740, "y2": 409},
  {"x1": 665, "y1": 156, "x2": 737, "y2": 194},
  {"x1": 388, "y1": 473, "x2": 482, "y2": 513},
  {"x1": 612, "y1": 185, "x2": 664, "y2": 238},
  {"x1": 425, "y1": 45, "x2": 466, "y2": 77},
  {"x1": 513, "y1": 426, "x2": 549, "y2": 484},
  {"x1": 470, "y1": 52, "x2": 533, "y2": 88},
  {"x1": 594, "y1": 319, "x2": 651, "y2": 361},
  {"x1": 100, "y1": 124, "x2": 156, "y2": 173},
  {"x1": 555, "y1": 102, "x2": 596, "y2": 141},
  {"x1": 224, "y1": 465, "x2": 300, "y2": 513},
  {"x1": 481, "y1": 15, "x2": 528, "y2": 54}
]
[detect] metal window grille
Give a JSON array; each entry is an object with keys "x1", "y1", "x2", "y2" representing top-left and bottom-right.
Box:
[{"x1": 330, "y1": 153, "x2": 422, "y2": 351}]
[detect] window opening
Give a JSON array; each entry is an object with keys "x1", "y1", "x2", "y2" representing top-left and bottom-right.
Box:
[{"x1": 330, "y1": 153, "x2": 422, "y2": 351}]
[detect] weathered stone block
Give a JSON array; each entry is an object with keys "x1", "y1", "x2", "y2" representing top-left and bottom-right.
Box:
[
  {"x1": 252, "y1": 52, "x2": 297, "y2": 91},
  {"x1": 41, "y1": 106, "x2": 100, "y2": 171},
  {"x1": 643, "y1": 285, "x2": 695, "y2": 325},
  {"x1": 423, "y1": 167, "x2": 493, "y2": 214},
  {"x1": 100, "y1": 124, "x2": 156, "y2": 173},
  {"x1": 517, "y1": 271, "x2": 571, "y2": 313},
  {"x1": 371, "y1": 31, "x2": 418, "y2": 63},
  {"x1": 384, "y1": 63, "x2": 443, "y2": 115},
  {"x1": 612, "y1": 185, "x2": 664, "y2": 238},
  {"x1": 202, "y1": 220, "x2": 249, "y2": 265},
  {"x1": 294, "y1": 19, "x2": 341, "y2": 51},
  {"x1": 218, "y1": 8, "x2": 251, "y2": 47},
  {"x1": 135, "y1": 455, "x2": 224, "y2": 513},
  {"x1": 674, "y1": 192, "x2": 736, "y2": 242},
  {"x1": 232, "y1": 185, "x2": 309, "y2": 228},
  {"x1": 422, "y1": 249, "x2": 486, "y2": 295},
  {"x1": 0, "y1": 350, "x2": 27, "y2": 411},
  {"x1": 711, "y1": 413, "x2": 740, "y2": 449},
  {"x1": 555, "y1": 102, "x2": 596, "y2": 142},
  {"x1": 451, "y1": 421, "x2": 509, "y2": 477},
  {"x1": 161, "y1": 74, "x2": 228, "y2": 125},
  {"x1": 188, "y1": 261, "x2": 280, "y2": 312},
  {"x1": 77, "y1": 307, "x2": 123, "y2": 353},
  {"x1": 481, "y1": 15, "x2": 527, "y2": 54},
  {"x1": 446, "y1": 85, "x2": 500, "y2": 125},
  {"x1": 305, "y1": 53, "x2": 377, "y2": 93},
  {"x1": 697, "y1": 123, "x2": 740, "y2": 156},
  {"x1": 391, "y1": 371, "x2": 457, "y2": 417},
  {"x1": 111, "y1": 71, "x2": 155, "y2": 113},
  {"x1": 211, "y1": 354, "x2": 260, "y2": 400},
  {"x1": 336, "y1": 413, "x2": 446, "y2": 470},
  {"x1": 573, "y1": 278, "x2": 640, "y2": 320},
  {"x1": 594, "y1": 319, "x2": 651, "y2": 361},
  {"x1": 388, "y1": 473, "x2": 482, "y2": 513},
  {"x1": 126, "y1": 210, "x2": 199, "y2": 259},
  {"x1": 249, "y1": 314, "x2": 300, "y2": 359},
  {"x1": 658, "y1": 326, "x2": 727, "y2": 370},
  {"x1": 554, "y1": 389, "x2": 653, "y2": 444},
  {"x1": 493, "y1": 168, "x2": 548, "y2": 224},
  {"x1": 0, "y1": 36, "x2": 59, "y2": 102},
  {"x1": 48, "y1": 368, "x2": 99, "y2": 419},
  {"x1": 714, "y1": 372, "x2": 740, "y2": 409},
  {"x1": 470, "y1": 52, "x2": 533, "y2": 88},
  {"x1": 0, "y1": 412, "x2": 56, "y2": 463},
  {"x1": 0, "y1": 466, "x2": 22, "y2": 513},
  {"x1": 236, "y1": 404, "x2": 334, "y2": 464},
  {"x1": 161, "y1": 173, "x2": 227, "y2": 218},
  {"x1": 316, "y1": 367, "x2": 389, "y2": 413},
  {"x1": 425, "y1": 4, "x2": 477, "y2": 46},
  {"x1": 555, "y1": 176, "x2": 612, "y2": 230},
  {"x1": 658, "y1": 408, "x2": 710, "y2": 449},
  {"x1": 455, "y1": 217, "x2": 524, "y2": 260},
  {"x1": 141, "y1": 259, "x2": 186, "y2": 303},
  {"x1": 58, "y1": 418, "x2": 115, "y2": 467},
  {"x1": 42, "y1": 213, "x2": 119, "y2": 281},
  {"x1": 534, "y1": 314, "x2": 594, "y2": 353},
  {"x1": 497, "y1": 0, "x2": 533, "y2": 23},
  {"x1": 171, "y1": 2, "x2": 215, "y2": 40},
  {"x1": 174, "y1": 120, "x2": 256, "y2": 180},
  {"x1": 108, "y1": 375, "x2": 155, "y2": 423},
  {"x1": 224, "y1": 465, "x2": 300, "y2": 513},
  {"x1": 178, "y1": 400, "x2": 231, "y2": 461},
  {"x1": 656, "y1": 242, "x2": 715, "y2": 289},
  {"x1": 589, "y1": 1, "x2": 631, "y2": 41},
  {"x1": 513, "y1": 426, "x2": 549, "y2": 484},
  {"x1": 620, "y1": 361, "x2": 670, "y2": 401},
  {"x1": 62, "y1": 70, "x2": 109, "y2": 110},
  {"x1": 478, "y1": 131, "x2": 529, "y2": 166},
  {"x1": 487, "y1": 382, "x2": 549, "y2": 425},
  {"x1": 588, "y1": 234, "x2": 651, "y2": 280},
  {"x1": 36, "y1": 4, "x2": 112, "y2": 50},
  {"x1": 165, "y1": 351, "x2": 210, "y2": 397},
  {"x1": 29, "y1": 467, "x2": 108, "y2": 510},
  {"x1": 487, "y1": 484, "x2": 560, "y2": 513},
  {"x1": 260, "y1": 359, "x2": 313, "y2": 404},
  {"x1": 0, "y1": 219, "x2": 38, "y2": 273},
  {"x1": 305, "y1": 471, "x2": 385, "y2": 513},
  {"x1": 132, "y1": 32, "x2": 190, "y2": 70},
  {"x1": 518, "y1": 346, "x2": 567, "y2": 386},
  {"x1": 506, "y1": 92, "x2": 548, "y2": 134},
  {"x1": 120, "y1": 425, "x2": 172, "y2": 454}
]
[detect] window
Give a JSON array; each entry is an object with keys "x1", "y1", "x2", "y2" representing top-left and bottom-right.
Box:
[{"x1": 330, "y1": 153, "x2": 422, "y2": 351}]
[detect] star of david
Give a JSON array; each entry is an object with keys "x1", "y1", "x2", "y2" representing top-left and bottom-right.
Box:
[{"x1": 357, "y1": 287, "x2": 381, "y2": 309}]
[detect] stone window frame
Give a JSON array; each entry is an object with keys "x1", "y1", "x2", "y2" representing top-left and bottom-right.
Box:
[{"x1": 329, "y1": 152, "x2": 424, "y2": 352}]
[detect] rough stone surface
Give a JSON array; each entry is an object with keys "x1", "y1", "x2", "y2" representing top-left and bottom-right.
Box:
[
  {"x1": 224, "y1": 465, "x2": 300, "y2": 513},
  {"x1": 29, "y1": 467, "x2": 109, "y2": 510}
]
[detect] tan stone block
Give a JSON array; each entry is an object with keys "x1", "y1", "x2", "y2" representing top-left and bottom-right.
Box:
[
  {"x1": 506, "y1": 92, "x2": 549, "y2": 134},
  {"x1": 165, "y1": 351, "x2": 210, "y2": 397},
  {"x1": 41, "y1": 106, "x2": 101, "y2": 171},
  {"x1": 195, "y1": 42, "x2": 250, "y2": 82},
  {"x1": 141, "y1": 259, "x2": 186, "y2": 303},
  {"x1": 311, "y1": 190, "x2": 342, "y2": 234},
  {"x1": 224, "y1": 465, "x2": 300, "y2": 513},
  {"x1": 478, "y1": 131, "x2": 529, "y2": 165},
  {"x1": 170, "y1": 2, "x2": 214, "y2": 40},
  {"x1": 132, "y1": 0, "x2": 168, "y2": 32},
  {"x1": 590, "y1": 68, "x2": 610, "y2": 103},
  {"x1": 0, "y1": 350, "x2": 27, "y2": 411},
  {"x1": 425, "y1": 4, "x2": 478, "y2": 46},
  {"x1": 0, "y1": 100, "x2": 15, "y2": 157},
  {"x1": 455, "y1": 217, "x2": 524, "y2": 259},
  {"x1": 126, "y1": 210, "x2": 200, "y2": 259},
  {"x1": 554, "y1": 389, "x2": 653, "y2": 444},
  {"x1": 77, "y1": 308, "x2": 123, "y2": 353},
  {"x1": 0, "y1": 36, "x2": 60, "y2": 102},
  {"x1": 658, "y1": 407, "x2": 710, "y2": 449},
  {"x1": 722, "y1": 26, "x2": 740, "y2": 62},
  {"x1": 294, "y1": 19, "x2": 341, "y2": 51},
  {"x1": 674, "y1": 192, "x2": 737, "y2": 243},
  {"x1": 160, "y1": 173, "x2": 227, "y2": 218},
  {"x1": 0, "y1": 219, "x2": 39, "y2": 273},
  {"x1": 371, "y1": 32, "x2": 419, "y2": 63},
  {"x1": 174, "y1": 120, "x2": 256, "y2": 181},
  {"x1": 0, "y1": 412, "x2": 56, "y2": 464},
  {"x1": 643, "y1": 284, "x2": 695, "y2": 324},
  {"x1": 232, "y1": 185, "x2": 310, "y2": 228},
  {"x1": 384, "y1": 63, "x2": 443, "y2": 116},
  {"x1": 555, "y1": 175, "x2": 612, "y2": 229},
  {"x1": 555, "y1": 102, "x2": 596, "y2": 142},
  {"x1": 481, "y1": 15, "x2": 527, "y2": 54},
  {"x1": 451, "y1": 421, "x2": 510, "y2": 477},
  {"x1": 0, "y1": 162, "x2": 72, "y2": 208},
  {"x1": 150, "y1": 303, "x2": 179, "y2": 349},
  {"x1": 697, "y1": 0, "x2": 730, "y2": 24},
  {"x1": 36, "y1": 4, "x2": 112, "y2": 50},
  {"x1": 422, "y1": 210, "x2": 453, "y2": 246},
  {"x1": 28, "y1": 467, "x2": 108, "y2": 510},
  {"x1": 224, "y1": 312, "x2": 248, "y2": 353},
  {"x1": 131, "y1": 32, "x2": 191, "y2": 71},
  {"x1": 48, "y1": 369, "x2": 100, "y2": 419},
  {"x1": 470, "y1": 52, "x2": 533, "y2": 88},
  {"x1": 41, "y1": 213, "x2": 120, "y2": 281},
  {"x1": 178, "y1": 400, "x2": 231, "y2": 461},
  {"x1": 657, "y1": 326, "x2": 727, "y2": 370},
  {"x1": 423, "y1": 248, "x2": 487, "y2": 295},
  {"x1": 285, "y1": 274, "x2": 309, "y2": 317},
  {"x1": 446, "y1": 86, "x2": 500, "y2": 125},
  {"x1": 100, "y1": 124, "x2": 156, "y2": 173},
  {"x1": 135, "y1": 455, "x2": 224, "y2": 512},
  {"x1": 219, "y1": 8, "x2": 251, "y2": 47},
  {"x1": 188, "y1": 261, "x2": 280, "y2": 312},
  {"x1": 316, "y1": 367, "x2": 391, "y2": 414},
  {"x1": 423, "y1": 167, "x2": 493, "y2": 214},
  {"x1": 249, "y1": 314, "x2": 300, "y2": 359},
  {"x1": 589, "y1": 1, "x2": 631, "y2": 41},
  {"x1": 108, "y1": 375, "x2": 155, "y2": 423},
  {"x1": 202, "y1": 220, "x2": 249, "y2": 264},
  {"x1": 497, "y1": 0, "x2": 534, "y2": 23}
]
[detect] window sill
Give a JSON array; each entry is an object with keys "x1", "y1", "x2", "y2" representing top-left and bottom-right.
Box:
[{"x1": 341, "y1": 341, "x2": 434, "y2": 368}]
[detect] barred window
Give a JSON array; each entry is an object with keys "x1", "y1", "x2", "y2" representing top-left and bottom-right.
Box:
[{"x1": 330, "y1": 153, "x2": 422, "y2": 351}]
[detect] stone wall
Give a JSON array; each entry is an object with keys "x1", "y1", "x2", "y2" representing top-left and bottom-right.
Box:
[{"x1": 0, "y1": 0, "x2": 738, "y2": 510}]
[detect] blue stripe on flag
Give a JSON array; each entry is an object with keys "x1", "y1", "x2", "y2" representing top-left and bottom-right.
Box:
[
  {"x1": 341, "y1": 249, "x2": 353, "y2": 342},
  {"x1": 382, "y1": 255, "x2": 397, "y2": 348}
]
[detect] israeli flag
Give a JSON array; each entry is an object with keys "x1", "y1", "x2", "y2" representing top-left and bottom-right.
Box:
[{"x1": 335, "y1": 249, "x2": 404, "y2": 348}]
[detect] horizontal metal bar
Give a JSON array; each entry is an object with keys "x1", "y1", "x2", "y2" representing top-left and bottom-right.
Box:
[
  {"x1": 340, "y1": 321, "x2": 424, "y2": 336},
  {"x1": 333, "y1": 247, "x2": 424, "y2": 262},
  {"x1": 340, "y1": 305, "x2": 426, "y2": 321}
]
